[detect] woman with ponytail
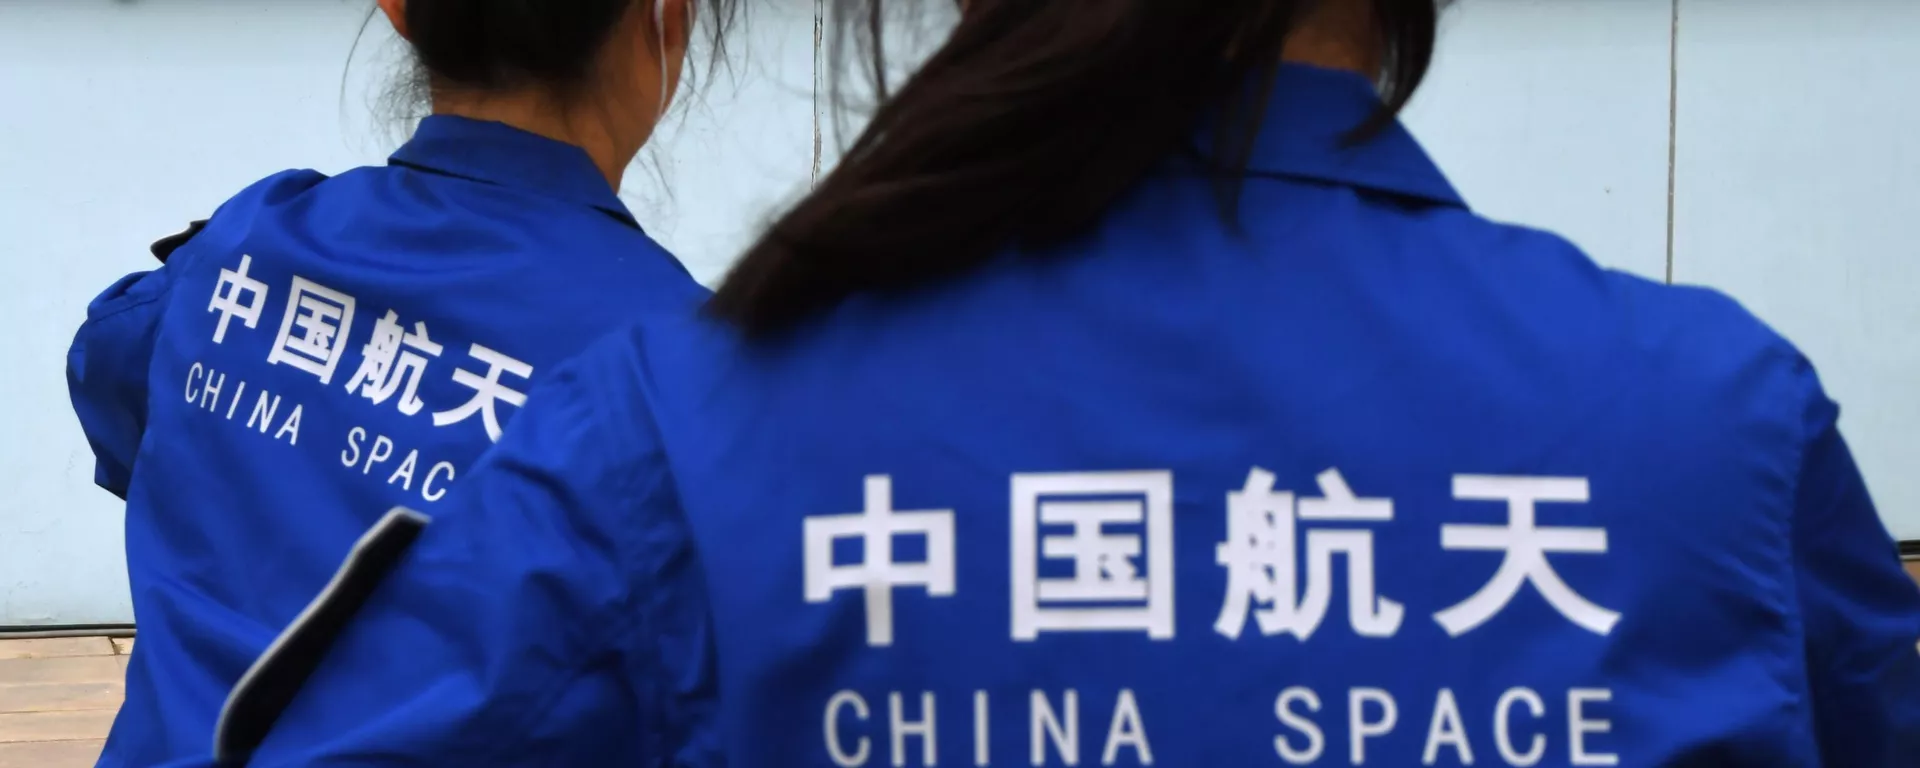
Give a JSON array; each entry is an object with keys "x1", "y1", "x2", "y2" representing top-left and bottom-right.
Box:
[
  {"x1": 65, "y1": 1, "x2": 729, "y2": 765},
  {"x1": 235, "y1": 0, "x2": 1920, "y2": 764}
]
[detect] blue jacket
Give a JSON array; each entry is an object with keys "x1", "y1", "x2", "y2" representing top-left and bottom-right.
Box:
[
  {"x1": 235, "y1": 66, "x2": 1920, "y2": 766},
  {"x1": 66, "y1": 116, "x2": 709, "y2": 767}
]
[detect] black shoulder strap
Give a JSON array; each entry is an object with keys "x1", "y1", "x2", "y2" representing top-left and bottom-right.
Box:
[
  {"x1": 150, "y1": 220, "x2": 209, "y2": 265},
  {"x1": 212, "y1": 507, "x2": 432, "y2": 765}
]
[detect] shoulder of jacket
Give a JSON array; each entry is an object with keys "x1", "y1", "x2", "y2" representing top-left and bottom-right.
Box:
[{"x1": 153, "y1": 169, "x2": 333, "y2": 266}]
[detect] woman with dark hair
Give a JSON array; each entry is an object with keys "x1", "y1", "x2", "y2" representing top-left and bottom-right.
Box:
[
  {"x1": 63, "y1": 1, "x2": 729, "y2": 765},
  {"x1": 230, "y1": 0, "x2": 1920, "y2": 764}
]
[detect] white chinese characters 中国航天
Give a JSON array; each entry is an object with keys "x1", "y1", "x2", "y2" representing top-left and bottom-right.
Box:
[
  {"x1": 1011, "y1": 471, "x2": 1175, "y2": 641},
  {"x1": 186, "y1": 255, "x2": 539, "y2": 505},
  {"x1": 344, "y1": 309, "x2": 445, "y2": 417},
  {"x1": 804, "y1": 475, "x2": 957, "y2": 648},
  {"x1": 267, "y1": 277, "x2": 358, "y2": 385},
  {"x1": 208, "y1": 253, "x2": 268, "y2": 343},
  {"x1": 1435, "y1": 477, "x2": 1619, "y2": 637},
  {"x1": 1216, "y1": 467, "x2": 1403, "y2": 642},
  {"x1": 431, "y1": 342, "x2": 535, "y2": 442},
  {"x1": 801, "y1": 469, "x2": 1622, "y2": 766}
]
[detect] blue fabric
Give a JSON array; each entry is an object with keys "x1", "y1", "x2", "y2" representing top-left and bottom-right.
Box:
[
  {"x1": 247, "y1": 66, "x2": 1920, "y2": 766},
  {"x1": 65, "y1": 116, "x2": 709, "y2": 767}
]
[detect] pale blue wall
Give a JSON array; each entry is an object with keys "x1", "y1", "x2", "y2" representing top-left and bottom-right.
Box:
[
  {"x1": 0, "y1": 0, "x2": 1914, "y2": 625},
  {"x1": 1672, "y1": 1, "x2": 1920, "y2": 542}
]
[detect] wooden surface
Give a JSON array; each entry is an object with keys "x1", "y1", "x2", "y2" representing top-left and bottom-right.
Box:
[{"x1": 0, "y1": 637, "x2": 127, "y2": 767}]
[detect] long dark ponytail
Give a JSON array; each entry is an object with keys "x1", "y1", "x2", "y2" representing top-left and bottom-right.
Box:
[{"x1": 709, "y1": 0, "x2": 1440, "y2": 337}]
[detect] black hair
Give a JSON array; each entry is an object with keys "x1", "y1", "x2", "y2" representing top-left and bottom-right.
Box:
[
  {"x1": 393, "y1": 0, "x2": 737, "y2": 97},
  {"x1": 709, "y1": 0, "x2": 1441, "y2": 338}
]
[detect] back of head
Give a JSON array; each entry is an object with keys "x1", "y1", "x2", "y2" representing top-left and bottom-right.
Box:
[
  {"x1": 400, "y1": 0, "x2": 638, "y2": 96},
  {"x1": 378, "y1": 0, "x2": 735, "y2": 176},
  {"x1": 710, "y1": 0, "x2": 1441, "y2": 337}
]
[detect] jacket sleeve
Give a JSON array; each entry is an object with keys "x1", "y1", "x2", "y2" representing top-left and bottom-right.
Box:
[
  {"x1": 229, "y1": 336, "x2": 717, "y2": 767},
  {"x1": 67, "y1": 267, "x2": 175, "y2": 499},
  {"x1": 1792, "y1": 395, "x2": 1920, "y2": 765},
  {"x1": 66, "y1": 220, "x2": 204, "y2": 499}
]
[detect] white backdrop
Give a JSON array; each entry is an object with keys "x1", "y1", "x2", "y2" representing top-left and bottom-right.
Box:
[{"x1": 1, "y1": 0, "x2": 1915, "y2": 625}]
